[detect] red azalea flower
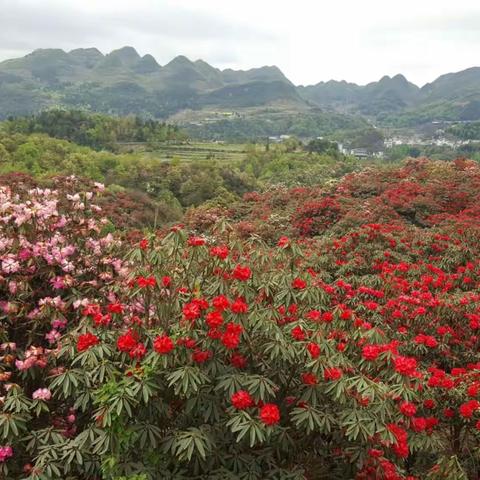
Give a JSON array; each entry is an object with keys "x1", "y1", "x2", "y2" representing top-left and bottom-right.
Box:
[
  {"x1": 137, "y1": 276, "x2": 156, "y2": 288},
  {"x1": 77, "y1": 332, "x2": 99, "y2": 352},
  {"x1": 221, "y1": 332, "x2": 240, "y2": 349},
  {"x1": 210, "y1": 245, "x2": 229, "y2": 259},
  {"x1": 162, "y1": 276, "x2": 172, "y2": 288},
  {"x1": 82, "y1": 304, "x2": 101, "y2": 316},
  {"x1": 231, "y1": 353, "x2": 247, "y2": 368},
  {"x1": 459, "y1": 400, "x2": 480, "y2": 418},
  {"x1": 231, "y1": 390, "x2": 254, "y2": 410},
  {"x1": 153, "y1": 335, "x2": 174, "y2": 354},
  {"x1": 107, "y1": 303, "x2": 124, "y2": 314},
  {"x1": 117, "y1": 330, "x2": 138, "y2": 353},
  {"x1": 292, "y1": 278, "x2": 307, "y2": 289},
  {"x1": 393, "y1": 356, "x2": 418, "y2": 377},
  {"x1": 183, "y1": 302, "x2": 201, "y2": 321},
  {"x1": 324, "y1": 367, "x2": 343, "y2": 381},
  {"x1": 225, "y1": 322, "x2": 243, "y2": 335},
  {"x1": 93, "y1": 313, "x2": 111, "y2": 327},
  {"x1": 306, "y1": 310, "x2": 321, "y2": 321},
  {"x1": 291, "y1": 326, "x2": 305, "y2": 341},
  {"x1": 212, "y1": 295, "x2": 230, "y2": 311},
  {"x1": 340, "y1": 309, "x2": 353, "y2": 320},
  {"x1": 129, "y1": 342, "x2": 147, "y2": 360},
  {"x1": 193, "y1": 298, "x2": 209, "y2": 310},
  {"x1": 362, "y1": 344, "x2": 382, "y2": 361},
  {"x1": 231, "y1": 297, "x2": 248, "y2": 314},
  {"x1": 306, "y1": 342, "x2": 321, "y2": 358},
  {"x1": 277, "y1": 236, "x2": 290, "y2": 248},
  {"x1": 183, "y1": 338, "x2": 196, "y2": 349},
  {"x1": 411, "y1": 417, "x2": 427, "y2": 432},
  {"x1": 322, "y1": 312, "x2": 334, "y2": 323},
  {"x1": 259, "y1": 403, "x2": 280, "y2": 425},
  {"x1": 399, "y1": 401, "x2": 417, "y2": 417},
  {"x1": 187, "y1": 236, "x2": 206, "y2": 246},
  {"x1": 467, "y1": 384, "x2": 480, "y2": 397},
  {"x1": 301, "y1": 372, "x2": 318, "y2": 385},
  {"x1": 208, "y1": 328, "x2": 222, "y2": 340},
  {"x1": 222, "y1": 325, "x2": 242, "y2": 349},
  {"x1": 192, "y1": 349, "x2": 211, "y2": 363},
  {"x1": 387, "y1": 423, "x2": 409, "y2": 458},
  {"x1": 424, "y1": 399, "x2": 436, "y2": 409},
  {"x1": 443, "y1": 407, "x2": 455, "y2": 418},
  {"x1": 206, "y1": 310, "x2": 224, "y2": 329},
  {"x1": 232, "y1": 264, "x2": 251, "y2": 281},
  {"x1": 369, "y1": 449, "x2": 384, "y2": 458}
]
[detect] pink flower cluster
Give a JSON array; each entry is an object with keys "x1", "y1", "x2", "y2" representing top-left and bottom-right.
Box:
[
  {"x1": 0, "y1": 445, "x2": 13, "y2": 462},
  {"x1": 32, "y1": 388, "x2": 52, "y2": 401}
]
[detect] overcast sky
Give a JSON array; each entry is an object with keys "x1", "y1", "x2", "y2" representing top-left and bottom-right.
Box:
[{"x1": 1, "y1": 0, "x2": 480, "y2": 86}]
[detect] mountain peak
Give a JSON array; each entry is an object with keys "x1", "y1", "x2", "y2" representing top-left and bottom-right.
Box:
[
  {"x1": 392, "y1": 73, "x2": 408, "y2": 83},
  {"x1": 378, "y1": 75, "x2": 392, "y2": 83},
  {"x1": 69, "y1": 47, "x2": 103, "y2": 56},
  {"x1": 166, "y1": 55, "x2": 194, "y2": 67},
  {"x1": 107, "y1": 46, "x2": 141, "y2": 66},
  {"x1": 26, "y1": 48, "x2": 69, "y2": 59},
  {"x1": 134, "y1": 54, "x2": 160, "y2": 73},
  {"x1": 69, "y1": 48, "x2": 104, "y2": 68}
]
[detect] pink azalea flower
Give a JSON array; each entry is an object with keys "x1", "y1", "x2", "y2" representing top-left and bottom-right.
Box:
[
  {"x1": 32, "y1": 388, "x2": 52, "y2": 401},
  {"x1": 0, "y1": 445, "x2": 13, "y2": 462}
]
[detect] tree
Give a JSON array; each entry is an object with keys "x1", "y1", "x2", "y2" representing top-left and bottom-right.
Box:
[{"x1": 306, "y1": 138, "x2": 339, "y2": 156}]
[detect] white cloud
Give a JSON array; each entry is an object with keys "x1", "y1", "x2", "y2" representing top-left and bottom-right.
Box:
[{"x1": 1, "y1": 0, "x2": 480, "y2": 85}]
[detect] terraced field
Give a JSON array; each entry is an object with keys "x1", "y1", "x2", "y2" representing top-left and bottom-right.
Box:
[{"x1": 117, "y1": 141, "x2": 254, "y2": 163}]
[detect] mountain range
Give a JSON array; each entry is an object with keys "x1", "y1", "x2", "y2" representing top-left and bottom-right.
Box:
[{"x1": 1, "y1": 46, "x2": 480, "y2": 127}]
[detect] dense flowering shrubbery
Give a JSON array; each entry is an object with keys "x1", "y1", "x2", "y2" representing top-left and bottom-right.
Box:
[
  {"x1": 0, "y1": 173, "x2": 169, "y2": 230},
  {"x1": 185, "y1": 157, "x2": 480, "y2": 242},
  {"x1": 1, "y1": 159, "x2": 480, "y2": 479}
]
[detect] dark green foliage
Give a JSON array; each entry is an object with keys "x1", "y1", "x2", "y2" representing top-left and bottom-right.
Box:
[
  {"x1": 185, "y1": 112, "x2": 368, "y2": 142},
  {"x1": 447, "y1": 121, "x2": 480, "y2": 140},
  {"x1": 0, "y1": 128, "x2": 257, "y2": 213},
  {"x1": 306, "y1": 139, "x2": 339, "y2": 156},
  {"x1": 4, "y1": 110, "x2": 187, "y2": 151}
]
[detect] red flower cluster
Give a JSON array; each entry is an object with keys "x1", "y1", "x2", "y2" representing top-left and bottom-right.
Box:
[
  {"x1": 136, "y1": 276, "x2": 156, "y2": 288},
  {"x1": 324, "y1": 367, "x2": 343, "y2": 381},
  {"x1": 388, "y1": 423, "x2": 409, "y2": 458},
  {"x1": 399, "y1": 401, "x2": 417, "y2": 417},
  {"x1": 231, "y1": 390, "x2": 254, "y2": 410},
  {"x1": 362, "y1": 344, "x2": 383, "y2": 361},
  {"x1": 117, "y1": 330, "x2": 146, "y2": 360},
  {"x1": 459, "y1": 400, "x2": 480, "y2": 418},
  {"x1": 77, "y1": 332, "x2": 100, "y2": 352},
  {"x1": 393, "y1": 356, "x2": 418, "y2": 377},
  {"x1": 210, "y1": 245, "x2": 229, "y2": 259},
  {"x1": 232, "y1": 264, "x2": 252, "y2": 281},
  {"x1": 153, "y1": 335, "x2": 174, "y2": 354},
  {"x1": 187, "y1": 236, "x2": 206, "y2": 246},
  {"x1": 301, "y1": 372, "x2": 317, "y2": 385},
  {"x1": 292, "y1": 278, "x2": 307, "y2": 289},
  {"x1": 259, "y1": 404, "x2": 280, "y2": 425},
  {"x1": 306, "y1": 342, "x2": 321, "y2": 358},
  {"x1": 221, "y1": 323, "x2": 243, "y2": 349}
]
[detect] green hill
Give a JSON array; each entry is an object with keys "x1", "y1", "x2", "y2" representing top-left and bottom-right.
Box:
[{"x1": 3, "y1": 47, "x2": 480, "y2": 129}]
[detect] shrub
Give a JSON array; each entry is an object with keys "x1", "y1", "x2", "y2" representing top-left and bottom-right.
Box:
[{"x1": 1, "y1": 160, "x2": 480, "y2": 479}]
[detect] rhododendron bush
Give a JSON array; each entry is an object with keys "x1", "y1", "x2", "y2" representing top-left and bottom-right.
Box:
[{"x1": 1, "y1": 160, "x2": 480, "y2": 480}]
